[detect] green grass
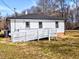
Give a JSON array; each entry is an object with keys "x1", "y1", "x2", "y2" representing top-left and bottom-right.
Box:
[{"x1": 0, "y1": 30, "x2": 79, "y2": 59}]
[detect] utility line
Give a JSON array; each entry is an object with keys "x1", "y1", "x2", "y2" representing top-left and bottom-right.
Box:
[{"x1": 0, "y1": 0, "x2": 14, "y2": 12}]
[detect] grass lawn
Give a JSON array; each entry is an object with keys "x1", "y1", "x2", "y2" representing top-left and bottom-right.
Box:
[{"x1": 0, "y1": 30, "x2": 79, "y2": 59}]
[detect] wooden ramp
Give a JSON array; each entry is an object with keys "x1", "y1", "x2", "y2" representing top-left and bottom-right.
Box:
[{"x1": 11, "y1": 29, "x2": 56, "y2": 42}]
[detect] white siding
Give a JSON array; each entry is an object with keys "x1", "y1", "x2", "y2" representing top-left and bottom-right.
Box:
[
  {"x1": 56, "y1": 21, "x2": 64, "y2": 33},
  {"x1": 43, "y1": 22, "x2": 55, "y2": 28},
  {"x1": 30, "y1": 22, "x2": 38, "y2": 28},
  {"x1": 11, "y1": 20, "x2": 15, "y2": 32},
  {"x1": 16, "y1": 22, "x2": 25, "y2": 29},
  {"x1": 11, "y1": 20, "x2": 25, "y2": 32}
]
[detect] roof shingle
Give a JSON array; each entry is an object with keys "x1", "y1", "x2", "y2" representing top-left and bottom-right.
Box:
[{"x1": 7, "y1": 14, "x2": 65, "y2": 20}]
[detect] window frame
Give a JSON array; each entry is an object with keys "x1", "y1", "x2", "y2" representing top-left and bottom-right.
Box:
[
  {"x1": 26, "y1": 22, "x2": 30, "y2": 28},
  {"x1": 39, "y1": 22, "x2": 42, "y2": 28},
  {"x1": 55, "y1": 21, "x2": 59, "y2": 28}
]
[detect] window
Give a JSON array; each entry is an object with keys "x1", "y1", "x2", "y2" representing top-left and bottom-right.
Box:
[
  {"x1": 39, "y1": 22, "x2": 42, "y2": 28},
  {"x1": 26, "y1": 22, "x2": 30, "y2": 28},
  {"x1": 55, "y1": 21, "x2": 59, "y2": 28}
]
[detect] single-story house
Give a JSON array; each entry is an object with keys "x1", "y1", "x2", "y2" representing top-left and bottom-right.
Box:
[{"x1": 7, "y1": 14, "x2": 65, "y2": 42}]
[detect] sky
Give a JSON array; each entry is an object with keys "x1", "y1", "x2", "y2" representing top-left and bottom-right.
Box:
[
  {"x1": 66, "y1": 0, "x2": 76, "y2": 9},
  {"x1": 0, "y1": 0, "x2": 37, "y2": 16},
  {"x1": 0, "y1": 0, "x2": 76, "y2": 16}
]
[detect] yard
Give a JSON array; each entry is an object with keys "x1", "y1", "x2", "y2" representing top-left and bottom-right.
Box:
[{"x1": 0, "y1": 30, "x2": 79, "y2": 59}]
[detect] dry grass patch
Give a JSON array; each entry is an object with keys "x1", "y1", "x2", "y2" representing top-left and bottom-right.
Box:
[{"x1": 0, "y1": 30, "x2": 79, "y2": 59}]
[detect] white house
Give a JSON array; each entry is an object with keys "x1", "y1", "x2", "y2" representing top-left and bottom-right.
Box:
[{"x1": 7, "y1": 14, "x2": 65, "y2": 42}]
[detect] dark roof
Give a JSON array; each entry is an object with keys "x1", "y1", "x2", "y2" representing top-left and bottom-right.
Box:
[{"x1": 7, "y1": 14, "x2": 65, "y2": 20}]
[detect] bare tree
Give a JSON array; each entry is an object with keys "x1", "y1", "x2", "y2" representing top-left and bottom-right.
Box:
[{"x1": 38, "y1": 0, "x2": 58, "y2": 14}]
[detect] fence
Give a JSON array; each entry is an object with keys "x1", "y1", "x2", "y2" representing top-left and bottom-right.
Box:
[{"x1": 11, "y1": 28, "x2": 57, "y2": 42}]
